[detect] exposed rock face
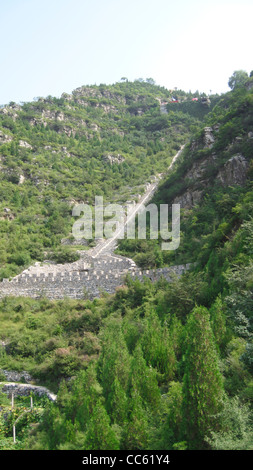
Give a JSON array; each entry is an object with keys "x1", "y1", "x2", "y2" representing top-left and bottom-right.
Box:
[
  {"x1": 19, "y1": 140, "x2": 33, "y2": 149},
  {"x1": 185, "y1": 154, "x2": 217, "y2": 181},
  {"x1": 191, "y1": 125, "x2": 219, "y2": 152},
  {"x1": 201, "y1": 97, "x2": 211, "y2": 107},
  {"x1": 217, "y1": 154, "x2": 249, "y2": 186},
  {"x1": 56, "y1": 112, "x2": 64, "y2": 121},
  {"x1": 0, "y1": 131, "x2": 13, "y2": 143},
  {"x1": 0, "y1": 369, "x2": 32, "y2": 384},
  {"x1": 0, "y1": 208, "x2": 15, "y2": 221},
  {"x1": 18, "y1": 175, "x2": 25, "y2": 184},
  {"x1": 173, "y1": 190, "x2": 203, "y2": 209},
  {"x1": 203, "y1": 127, "x2": 215, "y2": 148},
  {"x1": 102, "y1": 153, "x2": 125, "y2": 165},
  {"x1": 172, "y1": 152, "x2": 249, "y2": 209},
  {"x1": 0, "y1": 106, "x2": 19, "y2": 121}
]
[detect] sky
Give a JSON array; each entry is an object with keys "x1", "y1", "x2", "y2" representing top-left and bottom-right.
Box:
[{"x1": 0, "y1": 0, "x2": 252, "y2": 105}]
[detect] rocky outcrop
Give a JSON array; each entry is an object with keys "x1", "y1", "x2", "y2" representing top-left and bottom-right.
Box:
[
  {"x1": 102, "y1": 153, "x2": 125, "y2": 165},
  {"x1": 173, "y1": 116, "x2": 250, "y2": 210},
  {"x1": 0, "y1": 105, "x2": 20, "y2": 121},
  {"x1": 19, "y1": 140, "x2": 33, "y2": 150},
  {"x1": 203, "y1": 127, "x2": 215, "y2": 148},
  {"x1": 173, "y1": 152, "x2": 249, "y2": 209},
  {"x1": 185, "y1": 154, "x2": 217, "y2": 181},
  {"x1": 216, "y1": 154, "x2": 249, "y2": 186},
  {"x1": 0, "y1": 370, "x2": 32, "y2": 384},
  {"x1": 0, "y1": 131, "x2": 13, "y2": 144},
  {"x1": 18, "y1": 175, "x2": 25, "y2": 184},
  {"x1": 173, "y1": 189, "x2": 203, "y2": 209},
  {"x1": 0, "y1": 207, "x2": 15, "y2": 221}
]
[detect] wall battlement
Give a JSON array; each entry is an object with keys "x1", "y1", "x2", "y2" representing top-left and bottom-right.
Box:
[{"x1": 0, "y1": 251, "x2": 191, "y2": 300}]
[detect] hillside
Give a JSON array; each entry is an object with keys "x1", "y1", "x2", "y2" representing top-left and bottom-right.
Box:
[
  {"x1": 0, "y1": 75, "x2": 252, "y2": 451},
  {"x1": 0, "y1": 80, "x2": 214, "y2": 280},
  {"x1": 117, "y1": 78, "x2": 253, "y2": 274}
]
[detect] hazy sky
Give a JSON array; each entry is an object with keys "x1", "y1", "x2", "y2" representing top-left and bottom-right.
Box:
[{"x1": 0, "y1": 0, "x2": 252, "y2": 104}]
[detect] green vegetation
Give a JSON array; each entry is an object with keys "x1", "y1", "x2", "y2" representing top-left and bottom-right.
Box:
[
  {"x1": 116, "y1": 78, "x2": 253, "y2": 277},
  {"x1": 1, "y1": 259, "x2": 251, "y2": 449},
  {"x1": 0, "y1": 74, "x2": 252, "y2": 450},
  {"x1": 0, "y1": 80, "x2": 209, "y2": 280},
  {"x1": 0, "y1": 392, "x2": 49, "y2": 449}
]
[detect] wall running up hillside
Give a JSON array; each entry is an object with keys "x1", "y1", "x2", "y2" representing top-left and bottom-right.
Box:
[{"x1": 0, "y1": 252, "x2": 190, "y2": 300}]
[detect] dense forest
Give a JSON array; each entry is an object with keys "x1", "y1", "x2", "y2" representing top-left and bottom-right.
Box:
[{"x1": 0, "y1": 74, "x2": 252, "y2": 451}]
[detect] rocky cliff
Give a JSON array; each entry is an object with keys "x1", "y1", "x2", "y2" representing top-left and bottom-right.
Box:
[{"x1": 172, "y1": 124, "x2": 251, "y2": 209}]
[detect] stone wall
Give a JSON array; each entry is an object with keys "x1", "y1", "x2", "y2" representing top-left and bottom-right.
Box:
[
  {"x1": 0, "y1": 145, "x2": 189, "y2": 302},
  {"x1": 0, "y1": 382, "x2": 57, "y2": 401},
  {"x1": 0, "y1": 251, "x2": 191, "y2": 301}
]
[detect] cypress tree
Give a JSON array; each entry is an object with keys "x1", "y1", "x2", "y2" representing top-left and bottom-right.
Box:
[
  {"x1": 182, "y1": 306, "x2": 224, "y2": 449},
  {"x1": 84, "y1": 401, "x2": 120, "y2": 450}
]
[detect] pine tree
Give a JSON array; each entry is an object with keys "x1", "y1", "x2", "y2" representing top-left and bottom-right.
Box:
[
  {"x1": 129, "y1": 343, "x2": 161, "y2": 412},
  {"x1": 140, "y1": 312, "x2": 176, "y2": 383},
  {"x1": 210, "y1": 294, "x2": 227, "y2": 353},
  {"x1": 97, "y1": 316, "x2": 132, "y2": 414},
  {"x1": 84, "y1": 401, "x2": 120, "y2": 450},
  {"x1": 182, "y1": 306, "x2": 224, "y2": 449},
  {"x1": 124, "y1": 389, "x2": 150, "y2": 450},
  {"x1": 110, "y1": 377, "x2": 128, "y2": 426},
  {"x1": 156, "y1": 381, "x2": 184, "y2": 449}
]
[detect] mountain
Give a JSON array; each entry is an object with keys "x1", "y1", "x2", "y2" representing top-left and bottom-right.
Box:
[
  {"x1": 0, "y1": 80, "x2": 214, "y2": 280},
  {"x1": 0, "y1": 75, "x2": 252, "y2": 452},
  {"x1": 117, "y1": 77, "x2": 253, "y2": 276}
]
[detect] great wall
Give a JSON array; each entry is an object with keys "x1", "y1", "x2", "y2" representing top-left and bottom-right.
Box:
[
  {"x1": 0, "y1": 146, "x2": 189, "y2": 302},
  {"x1": 0, "y1": 254, "x2": 190, "y2": 401},
  {"x1": 0, "y1": 251, "x2": 191, "y2": 301},
  {"x1": 0, "y1": 146, "x2": 188, "y2": 302},
  {"x1": 0, "y1": 147, "x2": 189, "y2": 400}
]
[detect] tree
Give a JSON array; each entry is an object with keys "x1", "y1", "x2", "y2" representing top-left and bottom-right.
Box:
[
  {"x1": 209, "y1": 294, "x2": 227, "y2": 353},
  {"x1": 225, "y1": 261, "x2": 253, "y2": 339},
  {"x1": 140, "y1": 312, "x2": 176, "y2": 382},
  {"x1": 129, "y1": 344, "x2": 161, "y2": 412},
  {"x1": 84, "y1": 401, "x2": 120, "y2": 450},
  {"x1": 206, "y1": 396, "x2": 253, "y2": 450},
  {"x1": 110, "y1": 377, "x2": 128, "y2": 426},
  {"x1": 155, "y1": 381, "x2": 185, "y2": 450},
  {"x1": 146, "y1": 78, "x2": 156, "y2": 85},
  {"x1": 97, "y1": 317, "x2": 131, "y2": 414},
  {"x1": 182, "y1": 306, "x2": 224, "y2": 449},
  {"x1": 228, "y1": 70, "x2": 248, "y2": 90},
  {"x1": 124, "y1": 389, "x2": 150, "y2": 450}
]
